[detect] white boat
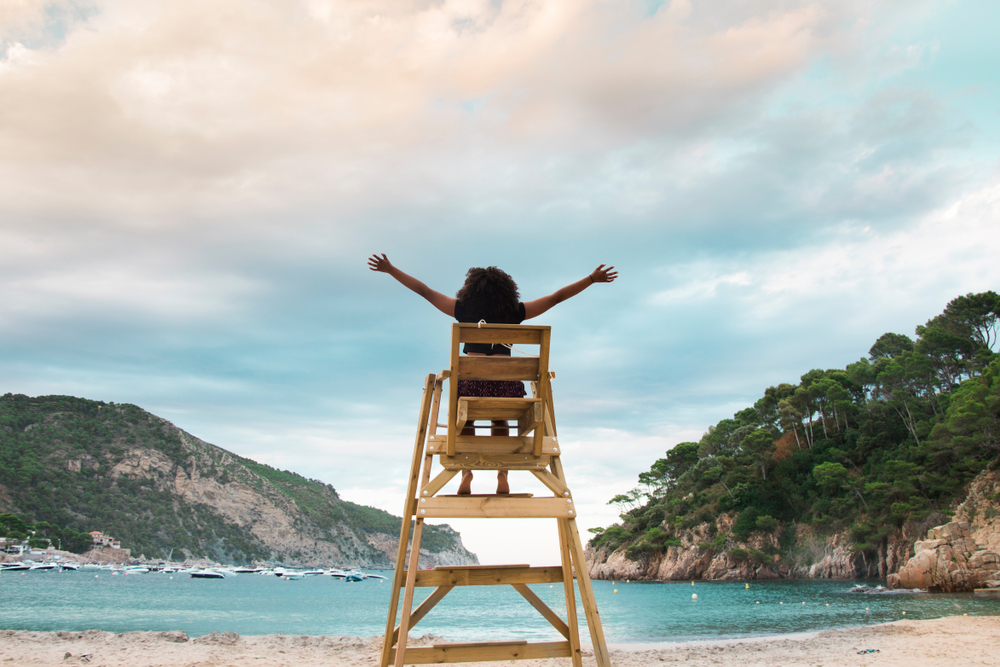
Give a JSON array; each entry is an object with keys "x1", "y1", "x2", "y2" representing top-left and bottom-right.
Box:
[
  {"x1": 232, "y1": 567, "x2": 263, "y2": 574},
  {"x1": 301, "y1": 570, "x2": 324, "y2": 577},
  {"x1": 282, "y1": 572, "x2": 305, "y2": 580},
  {"x1": 29, "y1": 563, "x2": 58, "y2": 571},
  {"x1": 190, "y1": 569, "x2": 228, "y2": 579},
  {"x1": 124, "y1": 566, "x2": 149, "y2": 574},
  {"x1": 59, "y1": 563, "x2": 80, "y2": 571},
  {"x1": 0, "y1": 563, "x2": 31, "y2": 572},
  {"x1": 324, "y1": 569, "x2": 348, "y2": 579}
]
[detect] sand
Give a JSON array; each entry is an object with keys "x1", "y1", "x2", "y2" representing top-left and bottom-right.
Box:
[{"x1": 1, "y1": 616, "x2": 998, "y2": 667}]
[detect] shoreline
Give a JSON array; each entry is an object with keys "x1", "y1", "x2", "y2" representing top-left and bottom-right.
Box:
[{"x1": 2, "y1": 616, "x2": 999, "y2": 666}]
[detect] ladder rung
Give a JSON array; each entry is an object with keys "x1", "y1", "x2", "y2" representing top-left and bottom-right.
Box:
[
  {"x1": 388, "y1": 641, "x2": 571, "y2": 664},
  {"x1": 403, "y1": 565, "x2": 564, "y2": 587},
  {"x1": 414, "y1": 496, "x2": 573, "y2": 518}
]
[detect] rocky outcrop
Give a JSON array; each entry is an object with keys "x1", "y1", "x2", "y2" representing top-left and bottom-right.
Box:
[{"x1": 888, "y1": 521, "x2": 1000, "y2": 592}]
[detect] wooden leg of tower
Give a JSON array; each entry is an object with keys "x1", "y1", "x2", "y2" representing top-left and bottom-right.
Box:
[
  {"x1": 557, "y1": 519, "x2": 583, "y2": 667},
  {"x1": 381, "y1": 374, "x2": 435, "y2": 667},
  {"x1": 394, "y1": 518, "x2": 425, "y2": 667},
  {"x1": 566, "y1": 518, "x2": 611, "y2": 667}
]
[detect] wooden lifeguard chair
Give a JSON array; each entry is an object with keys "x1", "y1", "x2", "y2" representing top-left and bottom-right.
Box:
[{"x1": 381, "y1": 323, "x2": 611, "y2": 667}]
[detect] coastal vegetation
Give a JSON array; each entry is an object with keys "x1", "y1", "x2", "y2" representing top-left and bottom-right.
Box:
[
  {"x1": 590, "y1": 291, "x2": 1000, "y2": 570},
  {"x1": 0, "y1": 395, "x2": 469, "y2": 564}
]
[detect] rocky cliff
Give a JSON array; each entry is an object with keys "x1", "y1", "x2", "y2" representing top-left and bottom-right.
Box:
[
  {"x1": 0, "y1": 394, "x2": 478, "y2": 568},
  {"x1": 587, "y1": 468, "x2": 1000, "y2": 583}
]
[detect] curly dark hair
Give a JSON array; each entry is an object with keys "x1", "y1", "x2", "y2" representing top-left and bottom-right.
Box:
[{"x1": 455, "y1": 267, "x2": 521, "y2": 322}]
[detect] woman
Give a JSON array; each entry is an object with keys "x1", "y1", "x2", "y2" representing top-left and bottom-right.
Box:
[{"x1": 367, "y1": 254, "x2": 617, "y2": 493}]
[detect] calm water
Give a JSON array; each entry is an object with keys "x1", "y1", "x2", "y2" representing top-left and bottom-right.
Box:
[{"x1": 2, "y1": 570, "x2": 998, "y2": 644}]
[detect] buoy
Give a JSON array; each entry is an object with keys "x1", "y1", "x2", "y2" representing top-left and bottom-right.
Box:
[
  {"x1": 169, "y1": 577, "x2": 173, "y2": 580},
  {"x1": 626, "y1": 579, "x2": 630, "y2": 583},
  {"x1": 779, "y1": 602, "x2": 783, "y2": 605},
  {"x1": 691, "y1": 581, "x2": 695, "y2": 586},
  {"x1": 865, "y1": 607, "x2": 870, "y2": 612},
  {"x1": 95, "y1": 575, "x2": 99, "y2": 578},
  {"x1": 612, "y1": 581, "x2": 616, "y2": 586},
  {"x1": 613, "y1": 589, "x2": 618, "y2": 594},
  {"x1": 902, "y1": 611, "x2": 906, "y2": 615},
  {"x1": 756, "y1": 601, "x2": 760, "y2": 605},
  {"x1": 964, "y1": 613, "x2": 968, "y2": 616},
  {"x1": 802, "y1": 602, "x2": 806, "y2": 605},
  {"x1": 549, "y1": 585, "x2": 553, "y2": 589},
  {"x1": 826, "y1": 603, "x2": 830, "y2": 607},
  {"x1": 692, "y1": 593, "x2": 698, "y2": 600},
  {"x1": 745, "y1": 583, "x2": 749, "y2": 589}
]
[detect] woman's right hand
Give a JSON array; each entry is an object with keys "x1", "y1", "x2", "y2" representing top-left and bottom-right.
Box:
[
  {"x1": 590, "y1": 264, "x2": 618, "y2": 283},
  {"x1": 367, "y1": 253, "x2": 394, "y2": 273}
]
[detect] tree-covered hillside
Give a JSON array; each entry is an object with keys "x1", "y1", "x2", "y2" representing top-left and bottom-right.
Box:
[
  {"x1": 0, "y1": 395, "x2": 468, "y2": 564},
  {"x1": 591, "y1": 292, "x2": 1000, "y2": 567}
]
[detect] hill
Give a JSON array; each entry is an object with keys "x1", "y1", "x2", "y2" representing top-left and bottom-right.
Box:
[
  {"x1": 0, "y1": 394, "x2": 476, "y2": 568},
  {"x1": 587, "y1": 291, "x2": 1000, "y2": 580}
]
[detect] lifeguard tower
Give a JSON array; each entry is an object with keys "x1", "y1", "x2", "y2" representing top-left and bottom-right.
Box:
[{"x1": 381, "y1": 323, "x2": 611, "y2": 667}]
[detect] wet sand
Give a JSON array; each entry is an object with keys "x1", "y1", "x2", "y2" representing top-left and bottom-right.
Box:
[{"x1": 1, "y1": 615, "x2": 998, "y2": 666}]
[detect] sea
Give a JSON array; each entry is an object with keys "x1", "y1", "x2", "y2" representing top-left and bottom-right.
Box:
[{"x1": 2, "y1": 570, "x2": 998, "y2": 644}]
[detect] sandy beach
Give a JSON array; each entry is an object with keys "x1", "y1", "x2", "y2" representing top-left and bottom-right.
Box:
[{"x1": 1, "y1": 615, "x2": 997, "y2": 667}]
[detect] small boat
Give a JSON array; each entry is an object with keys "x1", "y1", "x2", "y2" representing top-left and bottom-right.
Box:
[
  {"x1": 29, "y1": 563, "x2": 58, "y2": 571},
  {"x1": 301, "y1": 570, "x2": 324, "y2": 577},
  {"x1": 124, "y1": 566, "x2": 149, "y2": 574},
  {"x1": 343, "y1": 570, "x2": 366, "y2": 582},
  {"x1": 365, "y1": 573, "x2": 387, "y2": 580},
  {"x1": 232, "y1": 567, "x2": 263, "y2": 574},
  {"x1": 282, "y1": 572, "x2": 305, "y2": 580},
  {"x1": 59, "y1": 563, "x2": 80, "y2": 571},
  {"x1": 324, "y1": 569, "x2": 348, "y2": 579},
  {"x1": 190, "y1": 569, "x2": 228, "y2": 579},
  {"x1": 0, "y1": 563, "x2": 31, "y2": 572}
]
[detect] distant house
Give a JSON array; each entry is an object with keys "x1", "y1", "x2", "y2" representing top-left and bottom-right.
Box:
[{"x1": 89, "y1": 531, "x2": 121, "y2": 549}]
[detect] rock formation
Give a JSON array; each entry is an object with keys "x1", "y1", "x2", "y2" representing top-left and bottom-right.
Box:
[{"x1": 887, "y1": 521, "x2": 1000, "y2": 592}]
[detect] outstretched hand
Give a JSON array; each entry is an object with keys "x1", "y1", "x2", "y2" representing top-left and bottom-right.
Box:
[
  {"x1": 590, "y1": 264, "x2": 618, "y2": 283},
  {"x1": 367, "y1": 253, "x2": 394, "y2": 273}
]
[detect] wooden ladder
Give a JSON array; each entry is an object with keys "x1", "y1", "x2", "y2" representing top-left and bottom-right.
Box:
[{"x1": 380, "y1": 324, "x2": 611, "y2": 667}]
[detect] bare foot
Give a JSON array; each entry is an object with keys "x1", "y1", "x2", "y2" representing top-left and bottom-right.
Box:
[
  {"x1": 496, "y1": 471, "x2": 509, "y2": 495},
  {"x1": 458, "y1": 471, "x2": 473, "y2": 495}
]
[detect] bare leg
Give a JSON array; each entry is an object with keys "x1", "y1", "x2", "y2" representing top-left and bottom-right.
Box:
[
  {"x1": 457, "y1": 424, "x2": 475, "y2": 495},
  {"x1": 492, "y1": 420, "x2": 510, "y2": 494}
]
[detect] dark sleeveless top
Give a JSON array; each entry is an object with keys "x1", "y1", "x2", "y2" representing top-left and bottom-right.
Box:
[{"x1": 454, "y1": 300, "x2": 526, "y2": 356}]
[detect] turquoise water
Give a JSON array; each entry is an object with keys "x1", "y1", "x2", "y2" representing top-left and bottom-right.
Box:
[{"x1": 2, "y1": 570, "x2": 998, "y2": 643}]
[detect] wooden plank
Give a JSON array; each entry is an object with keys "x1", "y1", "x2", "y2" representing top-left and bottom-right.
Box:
[
  {"x1": 381, "y1": 374, "x2": 435, "y2": 667},
  {"x1": 458, "y1": 327, "x2": 546, "y2": 345},
  {"x1": 388, "y1": 641, "x2": 570, "y2": 664},
  {"x1": 566, "y1": 518, "x2": 611, "y2": 667},
  {"x1": 416, "y1": 496, "x2": 573, "y2": 519},
  {"x1": 394, "y1": 517, "x2": 425, "y2": 667},
  {"x1": 455, "y1": 398, "x2": 469, "y2": 432},
  {"x1": 439, "y1": 453, "x2": 550, "y2": 471},
  {"x1": 512, "y1": 584, "x2": 570, "y2": 639},
  {"x1": 391, "y1": 586, "x2": 453, "y2": 644},
  {"x1": 418, "y1": 469, "x2": 457, "y2": 499},
  {"x1": 458, "y1": 356, "x2": 540, "y2": 381},
  {"x1": 435, "y1": 564, "x2": 530, "y2": 570},
  {"x1": 447, "y1": 325, "x2": 461, "y2": 456},
  {"x1": 404, "y1": 566, "x2": 564, "y2": 587},
  {"x1": 516, "y1": 402, "x2": 543, "y2": 436},
  {"x1": 427, "y1": 435, "x2": 559, "y2": 456},
  {"x1": 557, "y1": 518, "x2": 583, "y2": 667},
  {"x1": 530, "y1": 469, "x2": 571, "y2": 498}
]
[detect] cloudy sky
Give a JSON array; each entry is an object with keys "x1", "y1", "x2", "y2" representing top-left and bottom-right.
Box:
[{"x1": 3, "y1": 0, "x2": 999, "y2": 565}]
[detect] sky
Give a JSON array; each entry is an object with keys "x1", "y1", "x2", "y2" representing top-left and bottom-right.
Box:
[{"x1": 2, "y1": 0, "x2": 999, "y2": 566}]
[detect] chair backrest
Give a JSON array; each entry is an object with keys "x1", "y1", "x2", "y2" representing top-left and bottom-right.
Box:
[{"x1": 447, "y1": 323, "x2": 551, "y2": 446}]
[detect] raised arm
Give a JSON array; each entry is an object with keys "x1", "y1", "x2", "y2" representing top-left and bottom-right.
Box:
[
  {"x1": 523, "y1": 264, "x2": 617, "y2": 320},
  {"x1": 367, "y1": 253, "x2": 456, "y2": 317}
]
